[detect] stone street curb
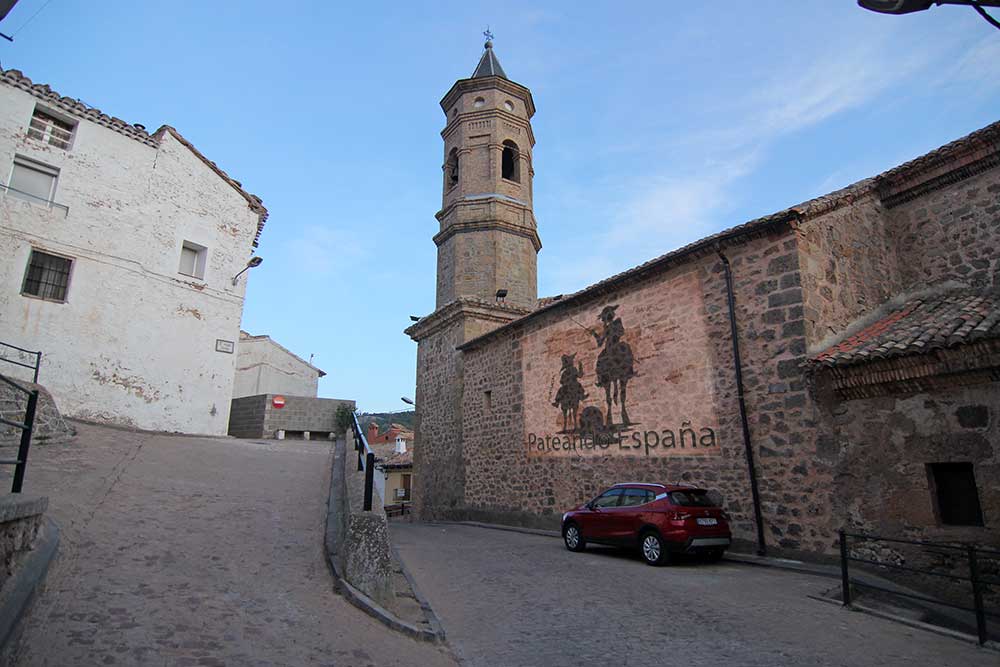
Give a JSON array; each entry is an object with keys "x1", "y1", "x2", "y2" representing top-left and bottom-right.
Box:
[
  {"x1": 0, "y1": 516, "x2": 60, "y2": 652},
  {"x1": 322, "y1": 440, "x2": 445, "y2": 644}
]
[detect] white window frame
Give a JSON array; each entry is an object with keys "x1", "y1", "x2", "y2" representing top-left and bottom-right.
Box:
[
  {"x1": 27, "y1": 106, "x2": 77, "y2": 151},
  {"x1": 8, "y1": 156, "x2": 60, "y2": 205},
  {"x1": 178, "y1": 240, "x2": 208, "y2": 280}
]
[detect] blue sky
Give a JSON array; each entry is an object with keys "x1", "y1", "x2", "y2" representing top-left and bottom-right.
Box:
[{"x1": 2, "y1": 1, "x2": 998, "y2": 413}]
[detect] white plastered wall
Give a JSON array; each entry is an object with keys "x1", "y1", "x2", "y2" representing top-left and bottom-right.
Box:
[
  {"x1": 0, "y1": 83, "x2": 260, "y2": 434},
  {"x1": 233, "y1": 335, "x2": 321, "y2": 399}
]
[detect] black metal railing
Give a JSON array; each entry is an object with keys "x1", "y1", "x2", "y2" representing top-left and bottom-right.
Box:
[
  {"x1": 349, "y1": 412, "x2": 376, "y2": 511},
  {"x1": 839, "y1": 530, "x2": 1000, "y2": 645},
  {"x1": 385, "y1": 502, "x2": 411, "y2": 518},
  {"x1": 0, "y1": 373, "x2": 39, "y2": 493},
  {"x1": 0, "y1": 341, "x2": 42, "y2": 383}
]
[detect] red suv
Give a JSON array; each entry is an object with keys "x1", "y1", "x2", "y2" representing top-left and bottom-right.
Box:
[{"x1": 561, "y1": 483, "x2": 731, "y2": 565}]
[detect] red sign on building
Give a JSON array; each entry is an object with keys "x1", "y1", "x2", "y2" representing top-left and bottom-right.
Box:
[{"x1": 272, "y1": 395, "x2": 286, "y2": 409}]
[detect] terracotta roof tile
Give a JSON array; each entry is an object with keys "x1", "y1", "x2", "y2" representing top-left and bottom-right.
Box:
[
  {"x1": 811, "y1": 290, "x2": 1000, "y2": 368},
  {"x1": 1, "y1": 67, "x2": 268, "y2": 248}
]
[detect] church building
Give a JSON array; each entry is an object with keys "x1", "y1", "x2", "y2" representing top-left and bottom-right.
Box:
[{"x1": 407, "y1": 41, "x2": 999, "y2": 572}]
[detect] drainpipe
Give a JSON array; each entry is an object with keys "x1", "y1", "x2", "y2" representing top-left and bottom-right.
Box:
[{"x1": 716, "y1": 248, "x2": 767, "y2": 557}]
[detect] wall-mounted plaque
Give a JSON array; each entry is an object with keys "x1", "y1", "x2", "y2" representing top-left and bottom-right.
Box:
[{"x1": 215, "y1": 339, "x2": 235, "y2": 354}]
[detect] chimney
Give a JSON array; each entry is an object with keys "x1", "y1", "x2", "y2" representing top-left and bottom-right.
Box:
[
  {"x1": 367, "y1": 422, "x2": 379, "y2": 441},
  {"x1": 395, "y1": 435, "x2": 407, "y2": 454}
]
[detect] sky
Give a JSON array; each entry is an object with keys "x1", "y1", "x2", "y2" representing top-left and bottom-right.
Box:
[{"x1": 2, "y1": 1, "x2": 998, "y2": 413}]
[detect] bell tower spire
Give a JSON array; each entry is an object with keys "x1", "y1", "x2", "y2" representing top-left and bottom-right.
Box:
[{"x1": 434, "y1": 37, "x2": 540, "y2": 311}]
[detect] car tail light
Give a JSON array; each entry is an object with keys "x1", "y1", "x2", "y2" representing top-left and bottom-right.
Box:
[{"x1": 667, "y1": 511, "x2": 691, "y2": 521}]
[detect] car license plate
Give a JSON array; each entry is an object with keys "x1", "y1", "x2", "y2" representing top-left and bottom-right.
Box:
[{"x1": 696, "y1": 517, "x2": 718, "y2": 526}]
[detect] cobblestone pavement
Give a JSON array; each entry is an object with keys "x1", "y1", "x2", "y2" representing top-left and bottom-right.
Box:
[
  {"x1": 391, "y1": 522, "x2": 997, "y2": 667},
  {"x1": 1, "y1": 422, "x2": 456, "y2": 667}
]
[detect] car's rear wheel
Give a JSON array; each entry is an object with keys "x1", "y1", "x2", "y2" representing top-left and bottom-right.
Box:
[
  {"x1": 640, "y1": 530, "x2": 669, "y2": 566},
  {"x1": 563, "y1": 523, "x2": 586, "y2": 552}
]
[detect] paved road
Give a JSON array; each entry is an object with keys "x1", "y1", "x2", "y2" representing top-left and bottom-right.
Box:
[
  {"x1": 391, "y1": 522, "x2": 997, "y2": 667},
  {"x1": 1, "y1": 422, "x2": 455, "y2": 667}
]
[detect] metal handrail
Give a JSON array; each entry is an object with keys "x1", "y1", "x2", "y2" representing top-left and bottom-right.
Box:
[
  {"x1": 839, "y1": 530, "x2": 998, "y2": 645},
  {"x1": 0, "y1": 341, "x2": 42, "y2": 384},
  {"x1": 0, "y1": 182, "x2": 70, "y2": 216},
  {"x1": 350, "y1": 412, "x2": 376, "y2": 512}
]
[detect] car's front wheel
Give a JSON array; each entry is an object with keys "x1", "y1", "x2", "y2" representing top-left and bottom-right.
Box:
[
  {"x1": 640, "y1": 530, "x2": 669, "y2": 566},
  {"x1": 563, "y1": 523, "x2": 586, "y2": 552}
]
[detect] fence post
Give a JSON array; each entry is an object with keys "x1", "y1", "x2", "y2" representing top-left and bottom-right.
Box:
[
  {"x1": 839, "y1": 530, "x2": 851, "y2": 607},
  {"x1": 11, "y1": 390, "x2": 38, "y2": 493},
  {"x1": 363, "y1": 452, "x2": 375, "y2": 511},
  {"x1": 33, "y1": 351, "x2": 41, "y2": 383},
  {"x1": 968, "y1": 545, "x2": 987, "y2": 646}
]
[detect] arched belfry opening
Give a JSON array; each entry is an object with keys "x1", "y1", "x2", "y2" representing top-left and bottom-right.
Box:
[
  {"x1": 502, "y1": 140, "x2": 520, "y2": 182},
  {"x1": 447, "y1": 148, "x2": 459, "y2": 188}
]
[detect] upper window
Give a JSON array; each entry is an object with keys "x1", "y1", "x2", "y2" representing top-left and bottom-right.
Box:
[
  {"x1": 8, "y1": 156, "x2": 59, "y2": 204},
  {"x1": 501, "y1": 140, "x2": 520, "y2": 182},
  {"x1": 27, "y1": 107, "x2": 75, "y2": 150},
  {"x1": 447, "y1": 148, "x2": 459, "y2": 188},
  {"x1": 928, "y1": 462, "x2": 984, "y2": 526},
  {"x1": 178, "y1": 241, "x2": 208, "y2": 280},
  {"x1": 22, "y1": 249, "x2": 73, "y2": 303}
]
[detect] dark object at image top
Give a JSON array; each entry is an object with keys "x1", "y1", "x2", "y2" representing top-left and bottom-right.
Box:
[{"x1": 858, "y1": 0, "x2": 1000, "y2": 30}]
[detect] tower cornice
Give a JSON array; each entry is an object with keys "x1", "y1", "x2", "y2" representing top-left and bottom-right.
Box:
[
  {"x1": 405, "y1": 297, "x2": 532, "y2": 342},
  {"x1": 440, "y1": 76, "x2": 536, "y2": 118},
  {"x1": 441, "y1": 109, "x2": 536, "y2": 147}
]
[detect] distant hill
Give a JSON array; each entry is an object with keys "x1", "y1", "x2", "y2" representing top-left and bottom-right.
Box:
[{"x1": 359, "y1": 410, "x2": 415, "y2": 433}]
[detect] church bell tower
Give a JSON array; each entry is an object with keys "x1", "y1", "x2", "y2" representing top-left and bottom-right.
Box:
[
  {"x1": 434, "y1": 38, "x2": 540, "y2": 311},
  {"x1": 406, "y1": 39, "x2": 541, "y2": 520}
]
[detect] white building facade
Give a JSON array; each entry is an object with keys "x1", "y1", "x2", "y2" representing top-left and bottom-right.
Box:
[
  {"x1": 0, "y1": 68, "x2": 267, "y2": 435},
  {"x1": 233, "y1": 331, "x2": 325, "y2": 399}
]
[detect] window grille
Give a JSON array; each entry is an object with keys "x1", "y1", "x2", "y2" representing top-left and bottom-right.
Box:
[
  {"x1": 27, "y1": 108, "x2": 74, "y2": 150},
  {"x1": 22, "y1": 250, "x2": 72, "y2": 302}
]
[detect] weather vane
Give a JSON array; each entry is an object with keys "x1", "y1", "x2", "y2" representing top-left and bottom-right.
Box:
[{"x1": 484, "y1": 27, "x2": 494, "y2": 42}]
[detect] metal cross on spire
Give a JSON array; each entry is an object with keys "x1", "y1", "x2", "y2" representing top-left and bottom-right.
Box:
[{"x1": 483, "y1": 27, "x2": 494, "y2": 43}]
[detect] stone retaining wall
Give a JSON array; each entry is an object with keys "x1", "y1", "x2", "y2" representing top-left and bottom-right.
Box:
[
  {"x1": 228, "y1": 394, "x2": 354, "y2": 439},
  {"x1": 0, "y1": 376, "x2": 75, "y2": 446}
]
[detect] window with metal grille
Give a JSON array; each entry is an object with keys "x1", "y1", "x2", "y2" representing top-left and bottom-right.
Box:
[
  {"x1": 22, "y1": 249, "x2": 73, "y2": 302},
  {"x1": 8, "y1": 156, "x2": 59, "y2": 204},
  {"x1": 27, "y1": 108, "x2": 75, "y2": 150},
  {"x1": 928, "y1": 462, "x2": 984, "y2": 526}
]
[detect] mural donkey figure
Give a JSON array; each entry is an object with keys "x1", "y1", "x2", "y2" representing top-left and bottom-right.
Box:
[
  {"x1": 552, "y1": 353, "x2": 586, "y2": 432},
  {"x1": 591, "y1": 304, "x2": 636, "y2": 426}
]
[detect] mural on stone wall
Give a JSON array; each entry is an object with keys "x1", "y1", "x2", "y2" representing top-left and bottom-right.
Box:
[{"x1": 523, "y1": 271, "x2": 721, "y2": 458}]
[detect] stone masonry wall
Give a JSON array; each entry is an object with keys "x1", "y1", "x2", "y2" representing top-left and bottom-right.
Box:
[
  {"x1": 819, "y1": 382, "x2": 1000, "y2": 607},
  {"x1": 0, "y1": 375, "x2": 74, "y2": 446},
  {"x1": 797, "y1": 196, "x2": 904, "y2": 350},
  {"x1": 412, "y1": 318, "x2": 467, "y2": 519},
  {"x1": 458, "y1": 228, "x2": 838, "y2": 557},
  {"x1": 889, "y1": 165, "x2": 1000, "y2": 290}
]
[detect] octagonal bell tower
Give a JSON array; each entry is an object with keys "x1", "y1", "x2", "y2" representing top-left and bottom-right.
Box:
[{"x1": 434, "y1": 39, "x2": 540, "y2": 311}]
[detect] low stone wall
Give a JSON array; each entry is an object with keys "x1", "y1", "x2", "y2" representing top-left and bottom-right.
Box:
[
  {"x1": 228, "y1": 394, "x2": 355, "y2": 439},
  {"x1": 0, "y1": 494, "x2": 58, "y2": 652},
  {"x1": 0, "y1": 376, "x2": 75, "y2": 446},
  {"x1": 342, "y1": 430, "x2": 395, "y2": 607}
]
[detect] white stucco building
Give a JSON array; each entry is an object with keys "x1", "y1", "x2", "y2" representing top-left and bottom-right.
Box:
[
  {"x1": 0, "y1": 67, "x2": 267, "y2": 435},
  {"x1": 233, "y1": 331, "x2": 326, "y2": 399}
]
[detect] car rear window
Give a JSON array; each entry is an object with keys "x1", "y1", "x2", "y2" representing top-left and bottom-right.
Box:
[{"x1": 669, "y1": 491, "x2": 716, "y2": 507}]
